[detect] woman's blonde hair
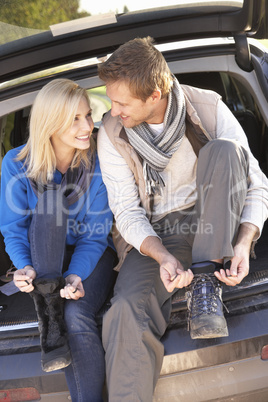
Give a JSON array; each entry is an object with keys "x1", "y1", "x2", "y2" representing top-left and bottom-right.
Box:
[{"x1": 17, "y1": 78, "x2": 94, "y2": 184}]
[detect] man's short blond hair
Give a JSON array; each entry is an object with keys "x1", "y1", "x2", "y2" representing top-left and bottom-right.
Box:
[{"x1": 98, "y1": 37, "x2": 173, "y2": 102}]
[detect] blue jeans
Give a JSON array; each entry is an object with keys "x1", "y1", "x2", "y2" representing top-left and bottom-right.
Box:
[
  {"x1": 64, "y1": 247, "x2": 117, "y2": 402},
  {"x1": 28, "y1": 190, "x2": 117, "y2": 401},
  {"x1": 29, "y1": 190, "x2": 69, "y2": 278}
]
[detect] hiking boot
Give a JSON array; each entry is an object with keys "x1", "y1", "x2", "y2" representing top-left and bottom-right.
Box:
[{"x1": 186, "y1": 273, "x2": 229, "y2": 339}]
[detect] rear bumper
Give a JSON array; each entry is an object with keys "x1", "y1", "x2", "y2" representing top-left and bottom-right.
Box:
[
  {"x1": 0, "y1": 352, "x2": 70, "y2": 401},
  {"x1": 1, "y1": 282, "x2": 268, "y2": 401},
  {"x1": 155, "y1": 306, "x2": 268, "y2": 401},
  {"x1": 155, "y1": 355, "x2": 268, "y2": 401}
]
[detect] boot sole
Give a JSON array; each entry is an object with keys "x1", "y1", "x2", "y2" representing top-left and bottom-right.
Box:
[
  {"x1": 42, "y1": 348, "x2": 71, "y2": 372},
  {"x1": 190, "y1": 326, "x2": 229, "y2": 339}
]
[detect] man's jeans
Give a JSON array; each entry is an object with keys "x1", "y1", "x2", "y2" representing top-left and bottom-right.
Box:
[
  {"x1": 103, "y1": 139, "x2": 249, "y2": 401},
  {"x1": 28, "y1": 190, "x2": 117, "y2": 401}
]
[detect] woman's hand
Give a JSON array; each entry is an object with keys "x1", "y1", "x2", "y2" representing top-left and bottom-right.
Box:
[
  {"x1": 13, "y1": 265, "x2": 36, "y2": 293},
  {"x1": 60, "y1": 274, "x2": 85, "y2": 300}
]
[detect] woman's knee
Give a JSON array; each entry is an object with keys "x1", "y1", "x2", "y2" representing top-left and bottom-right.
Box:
[{"x1": 64, "y1": 300, "x2": 96, "y2": 333}]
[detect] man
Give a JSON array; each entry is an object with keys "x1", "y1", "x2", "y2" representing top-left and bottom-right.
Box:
[{"x1": 97, "y1": 37, "x2": 268, "y2": 401}]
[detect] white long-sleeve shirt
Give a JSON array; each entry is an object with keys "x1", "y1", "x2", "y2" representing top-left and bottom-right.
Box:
[{"x1": 98, "y1": 100, "x2": 268, "y2": 252}]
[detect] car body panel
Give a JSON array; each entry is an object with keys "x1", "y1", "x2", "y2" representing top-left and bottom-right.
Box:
[{"x1": 0, "y1": 0, "x2": 267, "y2": 83}]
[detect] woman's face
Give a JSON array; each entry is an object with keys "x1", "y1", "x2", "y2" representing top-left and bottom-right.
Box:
[{"x1": 51, "y1": 97, "x2": 94, "y2": 155}]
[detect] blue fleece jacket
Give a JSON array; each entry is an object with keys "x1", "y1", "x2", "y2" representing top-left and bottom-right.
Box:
[{"x1": 0, "y1": 146, "x2": 114, "y2": 281}]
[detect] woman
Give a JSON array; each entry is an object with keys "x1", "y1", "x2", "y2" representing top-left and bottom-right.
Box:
[{"x1": 0, "y1": 78, "x2": 116, "y2": 401}]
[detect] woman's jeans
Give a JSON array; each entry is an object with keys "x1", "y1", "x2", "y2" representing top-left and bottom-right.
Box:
[
  {"x1": 28, "y1": 190, "x2": 117, "y2": 401},
  {"x1": 64, "y1": 247, "x2": 116, "y2": 402},
  {"x1": 29, "y1": 190, "x2": 69, "y2": 279}
]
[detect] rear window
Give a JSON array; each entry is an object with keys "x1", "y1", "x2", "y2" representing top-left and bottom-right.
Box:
[{"x1": 0, "y1": 0, "x2": 244, "y2": 45}]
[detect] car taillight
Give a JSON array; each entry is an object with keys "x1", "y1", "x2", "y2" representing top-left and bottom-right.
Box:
[
  {"x1": 0, "y1": 387, "x2": 40, "y2": 401},
  {"x1": 261, "y1": 345, "x2": 268, "y2": 361}
]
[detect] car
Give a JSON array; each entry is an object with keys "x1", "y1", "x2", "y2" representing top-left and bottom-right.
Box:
[{"x1": 0, "y1": 0, "x2": 268, "y2": 400}]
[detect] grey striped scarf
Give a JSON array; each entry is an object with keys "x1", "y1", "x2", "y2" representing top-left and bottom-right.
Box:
[{"x1": 125, "y1": 78, "x2": 186, "y2": 195}]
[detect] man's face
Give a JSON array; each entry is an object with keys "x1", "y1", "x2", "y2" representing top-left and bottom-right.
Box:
[{"x1": 106, "y1": 80, "x2": 160, "y2": 128}]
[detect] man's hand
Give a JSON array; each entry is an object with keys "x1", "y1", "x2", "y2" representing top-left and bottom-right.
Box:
[
  {"x1": 140, "y1": 236, "x2": 193, "y2": 292},
  {"x1": 214, "y1": 243, "x2": 249, "y2": 286},
  {"x1": 13, "y1": 265, "x2": 36, "y2": 293},
  {"x1": 160, "y1": 257, "x2": 193, "y2": 292},
  {"x1": 60, "y1": 274, "x2": 85, "y2": 300},
  {"x1": 214, "y1": 222, "x2": 258, "y2": 286}
]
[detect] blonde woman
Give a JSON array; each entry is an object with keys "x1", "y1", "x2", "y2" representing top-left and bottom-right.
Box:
[{"x1": 0, "y1": 79, "x2": 116, "y2": 401}]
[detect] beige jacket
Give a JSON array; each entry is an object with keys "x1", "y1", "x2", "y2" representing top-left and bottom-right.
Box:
[{"x1": 102, "y1": 85, "x2": 221, "y2": 270}]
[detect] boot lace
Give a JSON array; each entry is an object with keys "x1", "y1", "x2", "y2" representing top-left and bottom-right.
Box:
[{"x1": 186, "y1": 273, "x2": 229, "y2": 330}]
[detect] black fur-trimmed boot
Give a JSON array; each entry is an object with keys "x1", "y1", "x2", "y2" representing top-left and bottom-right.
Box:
[{"x1": 30, "y1": 277, "x2": 71, "y2": 372}]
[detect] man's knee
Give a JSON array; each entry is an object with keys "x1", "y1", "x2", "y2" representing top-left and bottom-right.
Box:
[
  {"x1": 105, "y1": 293, "x2": 140, "y2": 325},
  {"x1": 200, "y1": 138, "x2": 249, "y2": 172},
  {"x1": 204, "y1": 138, "x2": 241, "y2": 154},
  {"x1": 102, "y1": 295, "x2": 142, "y2": 350}
]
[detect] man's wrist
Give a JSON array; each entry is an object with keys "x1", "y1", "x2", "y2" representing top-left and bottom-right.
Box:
[
  {"x1": 140, "y1": 235, "x2": 169, "y2": 264},
  {"x1": 235, "y1": 223, "x2": 258, "y2": 250}
]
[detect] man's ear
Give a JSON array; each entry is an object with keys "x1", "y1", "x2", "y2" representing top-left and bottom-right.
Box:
[{"x1": 150, "y1": 90, "x2": 162, "y2": 103}]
